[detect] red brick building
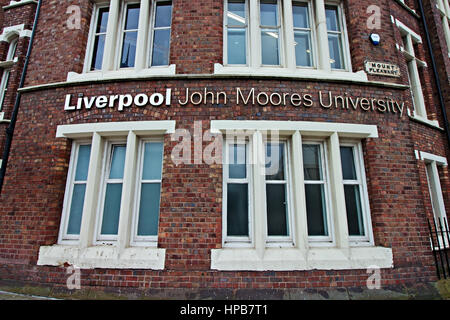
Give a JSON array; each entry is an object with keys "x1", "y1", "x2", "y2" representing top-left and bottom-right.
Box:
[{"x1": 0, "y1": 0, "x2": 448, "y2": 299}]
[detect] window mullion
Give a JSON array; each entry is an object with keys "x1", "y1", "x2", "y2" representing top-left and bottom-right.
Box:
[
  {"x1": 79, "y1": 133, "x2": 104, "y2": 248},
  {"x1": 249, "y1": 0, "x2": 261, "y2": 67},
  {"x1": 282, "y1": 0, "x2": 296, "y2": 69},
  {"x1": 327, "y1": 132, "x2": 349, "y2": 249},
  {"x1": 252, "y1": 131, "x2": 266, "y2": 258},
  {"x1": 135, "y1": 0, "x2": 151, "y2": 70},
  {"x1": 117, "y1": 131, "x2": 138, "y2": 253},
  {"x1": 102, "y1": 0, "x2": 121, "y2": 71},
  {"x1": 291, "y1": 131, "x2": 309, "y2": 252},
  {"x1": 314, "y1": 0, "x2": 331, "y2": 72}
]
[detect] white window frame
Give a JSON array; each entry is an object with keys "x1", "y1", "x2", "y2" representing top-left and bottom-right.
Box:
[
  {"x1": 222, "y1": 137, "x2": 254, "y2": 247},
  {"x1": 436, "y1": 0, "x2": 450, "y2": 57},
  {"x1": 223, "y1": 0, "x2": 250, "y2": 66},
  {"x1": 340, "y1": 141, "x2": 374, "y2": 246},
  {"x1": 292, "y1": 0, "x2": 316, "y2": 69},
  {"x1": 116, "y1": 1, "x2": 140, "y2": 69},
  {"x1": 302, "y1": 140, "x2": 334, "y2": 245},
  {"x1": 38, "y1": 121, "x2": 175, "y2": 270},
  {"x1": 148, "y1": 0, "x2": 173, "y2": 67},
  {"x1": 264, "y1": 139, "x2": 295, "y2": 247},
  {"x1": 258, "y1": 0, "x2": 284, "y2": 67},
  {"x1": 393, "y1": 17, "x2": 440, "y2": 128},
  {"x1": 72, "y1": 0, "x2": 175, "y2": 82},
  {"x1": 325, "y1": 1, "x2": 350, "y2": 71},
  {"x1": 95, "y1": 139, "x2": 127, "y2": 244},
  {"x1": 420, "y1": 151, "x2": 448, "y2": 222},
  {"x1": 211, "y1": 120, "x2": 392, "y2": 271},
  {"x1": 217, "y1": 0, "x2": 360, "y2": 81},
  {"x1": 58, "y1": 140, "x2": 92, "y2": 244},
  {"x1": 0, "y1": 37, "x2": 18, "y2": 111},
  {"x1": 85, "y1": 2, "x2": 110, "y2": 73},
  {"x1": 130, "y1": 137, "x2": 164, "y2": 246}
]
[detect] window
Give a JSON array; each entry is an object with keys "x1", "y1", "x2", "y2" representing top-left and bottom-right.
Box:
[
  {"x1": 292, "y1": 1, "x2": 313, "y2": 67},
  {"x1": 421, "y1": 151, "x2": 448, "y2": 223},
  {"x1": 260, "y1": 0, "x2": 282, "y2": 66},
  {"x1": 393, "y1": 17, "x2": 440, "y2": 127},
  {"x1": 119, "y1": 3, "x2": 140, "y2": 68},
  {"x1": 325, "y1": 5, "x2": 344, "y2": 70},
  {"x1": 437, "y1": 0, "x2": 450, "y2": 56},
  {"x1": 132, "y1": 140, "x2": 164, "y2": 244},
  {"x1": 90, "y1": 6, "x2": 109, "y2": 71},
  {"x1": 223, "y1": 140, "x2": 252, "y2": 245},
  {"x1": 222, "y1": 0, "x2": 351, "y2": 73},
  {"x1": 85, "y1": 0, "x2": 173, "y2": 74},
  {"x1": 38, "y1": 121, "x2": 175, "y2": 269},
  {"x1": 0, "y1": 37, "x2": 18, "y2": 111},
  {"x1": 265, "y1": 141, "x2": 293, "y2": 244},
  {"x1": 97, "y1": 142, "x2": 127, "y2": 242},
  {"x1": 60, "y1": 143, "x2": 91, "y2": 241},
  {"x1": 225, "y1": 0, "x2": 248, "y2": 65},
  {"x1": 212, "y1": 121, "x2": 391, "y2": 271},
  {"x1": 303, "y1": 142, "x2": 332, "y2": 241},
  {"x1": 340, "y1": 143, "x2": 371, "y2": 242},
  {"x1": 150, "y1": 1, "x2": 173, "y2": 66}
]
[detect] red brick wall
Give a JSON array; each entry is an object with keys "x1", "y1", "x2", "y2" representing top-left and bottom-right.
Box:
[{"x1": 0, "y1": 0, "x2": 448, "y2": 295}]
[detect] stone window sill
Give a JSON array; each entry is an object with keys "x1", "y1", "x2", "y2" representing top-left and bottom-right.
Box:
[
  {"x1": 211, "y1": 246, "x2": 393, "y2": 271},
  {"x1": 213, "y1": 63, "x2": 369, "y2": 83},
  {"x1": 37, "y1": 245, "x2": 166, "y2": 270},
  {"x1": 66, "y1": 65, "x2": 177, "y2": 84}
]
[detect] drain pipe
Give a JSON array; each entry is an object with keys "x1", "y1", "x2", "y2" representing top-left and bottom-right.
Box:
[
  {"x1": 417, "y1": 0, "x2": 450, "y2": 151},
  {"x1": 0, "y1": 0, "x2": 42, "y2": 194}
]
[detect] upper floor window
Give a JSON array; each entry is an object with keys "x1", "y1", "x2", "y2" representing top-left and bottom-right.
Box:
[
  {"x1": 0, "y1": 37, "x2": 18, "y2": 111},
  {"x1": 223, "y1": 0, "x2": 350, "y2": 72},
  {"x1": 393, "y1": 17, "x2": 440, "y2": 127},
  {"x1": 437, "y1": 0, "x2": 450, "y2": 56},
  {"x1": 86, "y1": 0, "x2": 173, "y2": 73}
]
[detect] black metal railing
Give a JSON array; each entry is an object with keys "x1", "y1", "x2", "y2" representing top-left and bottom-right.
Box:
[{"x1": 427, "y1": 216, "x2": 450, "y2": 279}]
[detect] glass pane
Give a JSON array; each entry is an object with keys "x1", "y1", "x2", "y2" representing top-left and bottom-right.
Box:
[
  {"x1": 152, "y1": 28, "x2": 171, "y2": 66},
  {"x1": 227, "y1": 28, "x2": 246, "y2": 64},
  {"x1": 261, "y1": 29, "x2": 279, "y2": 65},
  {"x1": 125, "y1": 4, "x2": 140, "y2": 30},
  {"x1": 302, "y1": 144, "x2": 322, "y2": 181},
  {"x1": 294, "y1": 31, "x2": 312, "y2": 67},
  {"x1": 340, "y1": 146, "x2": 357, "y2": 180},
  {"x1": 266, "y1": 184, "x2": 288, "y2": 236},
  {"x1": 155, "y1": 2, "x2": 172, "y2": 28},
  {"x1": 96, "y1": 7, "x2": 109, "y2": 33},
  {"x1": 344, "y1": 185, "x2": 364, "y2": 236},
  {"x1": 328, "y1": 33, "x2": 343, "y2": 69},
  {"x1": 142, "y1": 142, "x2": 163, "y2": 180},
  {"x1": 109, "y1": 145, "x2": 126, "y2": 180},
  {"x1": 227, "y1": 183, "x2": 249, "y2": 236},
  {"x1": 75, "y1": 145, "x2": 91, "y2": 182},
  {"x1": 229, "y1": 144, "x2": 246, "y2": 179},
  {"x1": 266, "y1": 143, "x2": 284, "y2": 180},
  {"x1": 260, "y1": 0, "x2": 278, "y2": 26},
  {"x1": 227, "y1": 0, "x2": 246, "y2": 26},
  {"x1": 137, "y1": 183, "x2": 161, "y2": 236},
  {"x1": 325, "y1": 5, "x2": 339, "y2": 31},
  {"x1": 91, "y1": 34, "x2": 106, "y2": 70},
  {"x1": 293, "y1": 3, "x2": 309, "y2": 29},
  {"x1": 305, "y1": 184, "x2": 328, "y2": 236},
  {"x1": 101, "y1": 183, "x2": 122, "y2": 235},
  {"x1": 67, "y1": 184, "x2": 86, "y2": 235},
  {"x1": 121, "y1": 31, "x2": 138, "y2": 68}
]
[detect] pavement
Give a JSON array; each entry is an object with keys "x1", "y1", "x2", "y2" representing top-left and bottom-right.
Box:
[{"x1": 0, "y1": 290, "x2": 60, "y2": 300}]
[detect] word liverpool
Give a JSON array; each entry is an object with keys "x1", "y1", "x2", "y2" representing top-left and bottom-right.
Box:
[{"x1": 64, "y1": 88, "x2": 405, "y2": 117}]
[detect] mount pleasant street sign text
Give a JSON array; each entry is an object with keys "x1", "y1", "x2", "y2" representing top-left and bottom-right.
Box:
[{"x1": 64, "y1": 87, "x2": 406, "y2": 118}]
